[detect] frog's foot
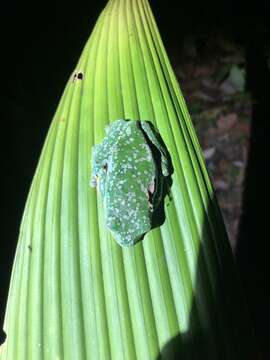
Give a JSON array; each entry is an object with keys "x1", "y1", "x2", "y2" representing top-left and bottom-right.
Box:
[{"x1": 147, "y1": 181, "x2": 155, "y2": 211}]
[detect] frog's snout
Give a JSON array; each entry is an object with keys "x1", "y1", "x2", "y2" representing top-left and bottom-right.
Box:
[{"x1": 90, "y1": 176, "x2": 98, "y2": 188}]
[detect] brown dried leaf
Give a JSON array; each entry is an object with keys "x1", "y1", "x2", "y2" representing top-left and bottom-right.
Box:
[{"x1": 217, "y1": 113, "x2": 238, "y2": 130}]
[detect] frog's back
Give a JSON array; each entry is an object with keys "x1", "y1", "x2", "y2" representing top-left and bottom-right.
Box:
[{"x1": 104, "y1": 120, "x2": 156, "y2": 246}]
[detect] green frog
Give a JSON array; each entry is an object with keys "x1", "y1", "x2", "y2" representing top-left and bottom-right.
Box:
[{"x1": 91, "y1": 119, "x2": 171, "y2": 247}]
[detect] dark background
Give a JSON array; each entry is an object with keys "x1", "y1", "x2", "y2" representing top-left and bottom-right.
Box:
[{"x1": 1, "y1": 1, "x2": 270, "y2": 358}]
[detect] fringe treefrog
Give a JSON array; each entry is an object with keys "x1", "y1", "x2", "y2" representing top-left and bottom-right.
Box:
[{"x1": 91, "y1": 119, "x2": 171, "y2": 247}]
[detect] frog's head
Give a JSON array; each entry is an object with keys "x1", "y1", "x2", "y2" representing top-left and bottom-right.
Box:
[{"x1": 91, "y1": 144, "x2": 110, "y2": 198}]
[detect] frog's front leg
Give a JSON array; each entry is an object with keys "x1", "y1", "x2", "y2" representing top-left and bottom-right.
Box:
[{"x1": 140, "y1": 121, "x2": 170, "y2": 177}]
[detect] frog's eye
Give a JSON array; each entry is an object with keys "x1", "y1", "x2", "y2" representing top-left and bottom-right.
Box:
[{"x1": 102, "y1": 163, "x2": 108, "y2": 172}]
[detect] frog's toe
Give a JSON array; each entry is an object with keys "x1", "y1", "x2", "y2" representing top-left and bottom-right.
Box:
[{"x1": 147, "y1": 180, "x2": 156, "y2": 210}]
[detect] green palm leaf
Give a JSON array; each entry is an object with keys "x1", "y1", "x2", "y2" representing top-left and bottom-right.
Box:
[{"x1": 1, "y1": 0, "x2": 255, "y2": 359}]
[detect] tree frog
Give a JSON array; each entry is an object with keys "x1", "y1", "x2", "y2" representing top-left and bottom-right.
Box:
[{"x1": 91, "y1": 119, "x2": 171, "y2": 247}]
